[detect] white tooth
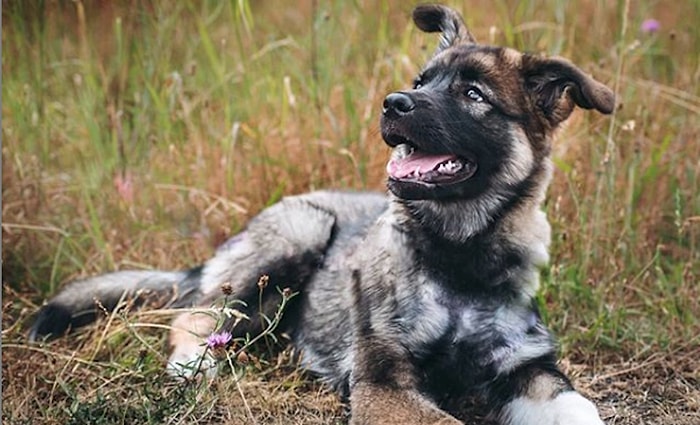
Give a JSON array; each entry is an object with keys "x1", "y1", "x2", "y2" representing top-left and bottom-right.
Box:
[{"x1": 437, "y1": 160, "x2": 463, "y2": 175}]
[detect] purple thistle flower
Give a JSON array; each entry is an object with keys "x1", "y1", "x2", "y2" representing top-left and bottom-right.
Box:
[
  {"x1": 640, "y1": 19, "x2": 660, "y2": 34},
  {"x1": 206, "y1": 331, "x2": 232, "y2": 349}
]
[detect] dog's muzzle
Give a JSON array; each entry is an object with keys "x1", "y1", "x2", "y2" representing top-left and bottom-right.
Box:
[{"x1": 380, "y1": 90, "x2": 479, "y2": 200}]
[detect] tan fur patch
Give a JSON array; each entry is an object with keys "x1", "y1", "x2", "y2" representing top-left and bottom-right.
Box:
[
  {"x1": 525, "y1": 373, "x2": 563, "y2": 401},
  {"x1": 472, "y1": 51, "x2": 497, "y2": 69},
  {"x1": 501, "y1": 47, "x2": 523, "y2": 66},
  {"x1": 350, "y1": 383, "x2": 462, "y2": 425},
  {"x1": 169, "y1": 311, "x2": 217, "y2": 354},
  {"x1": 502, "y1": 127, "x2": 536, "y2": 185}
]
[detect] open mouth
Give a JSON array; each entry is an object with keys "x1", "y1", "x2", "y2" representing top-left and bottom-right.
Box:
[{"x1": 386, "y1": 144, "x2": 477, "y2": 185}]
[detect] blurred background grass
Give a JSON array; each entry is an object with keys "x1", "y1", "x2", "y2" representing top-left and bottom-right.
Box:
[{"x1": 2, "y1": 0, "x2": 699, "y2": 424}]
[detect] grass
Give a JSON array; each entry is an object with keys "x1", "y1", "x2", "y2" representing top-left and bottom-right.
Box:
[{"x1": 2, "y1": 0, "x2": 699, "y2": 423}]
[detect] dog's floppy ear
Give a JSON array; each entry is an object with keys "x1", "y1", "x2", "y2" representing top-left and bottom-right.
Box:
[
  {"x1": 523, "y1": 56, "x2": 615, "y2": 125},
  {"x1": 413, "y1": 4, "x2": 476, "y2": 53}
]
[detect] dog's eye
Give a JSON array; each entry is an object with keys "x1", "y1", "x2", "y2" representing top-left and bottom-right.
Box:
[
  {"x1": 465, "y1": 87, "x2": 484, "y2": 102},
  {"x1": 413, "y1": 77, "x2": 423, "y2": 89}
]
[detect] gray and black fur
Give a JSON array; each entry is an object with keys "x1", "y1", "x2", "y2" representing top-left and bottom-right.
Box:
[{"x1": 31, "y1": 5, "x2": 614, "y2": 424}]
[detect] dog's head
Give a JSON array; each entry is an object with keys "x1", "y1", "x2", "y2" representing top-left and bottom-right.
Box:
[{"x1": 381, "y1": 4, "x2": 614, "y2": 241}]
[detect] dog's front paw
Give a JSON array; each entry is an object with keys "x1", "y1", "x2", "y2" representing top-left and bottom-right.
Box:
[
  {"x1": 503, "y1": 391, "x2": 604, "y2": 425},
  {"x1": 550, "y1": 392, "x2": 605, "y2": 425},
  {"x1": 350, "y1": 383, "x2": 463, "y2": 425}
]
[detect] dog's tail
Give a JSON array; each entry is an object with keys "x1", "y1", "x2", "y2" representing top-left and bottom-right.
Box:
[{"x1": 29, "y1": 266, "x2": 203, "y2": 342}]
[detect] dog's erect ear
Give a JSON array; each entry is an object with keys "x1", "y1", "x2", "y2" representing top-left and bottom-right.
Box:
[
  {"x1": 524, "y1": 56, "x2": 615, "y2": 125},
  {"x1": 413, "y1": 4, "x2": 475, "y2": 53}
]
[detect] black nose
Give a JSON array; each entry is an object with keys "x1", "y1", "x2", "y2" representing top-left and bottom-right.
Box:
[{"x1": 382, "y1": 92, "x2": 415, "y2": 118}]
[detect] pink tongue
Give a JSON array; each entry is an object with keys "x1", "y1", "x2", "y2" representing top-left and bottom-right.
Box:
[{"x1": 387, "y1": 151, "x2": 458, "y2": 179}]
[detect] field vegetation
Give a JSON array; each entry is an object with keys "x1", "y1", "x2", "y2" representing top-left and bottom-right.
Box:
[{"x1": 2, "y1": 0, "x2": 698, "y2": 423}]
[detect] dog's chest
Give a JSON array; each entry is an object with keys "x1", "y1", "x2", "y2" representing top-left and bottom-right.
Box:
[
  {"x1": 397, "y1": 281, "x2": 492, "y2": 353},
  {"x1": 397, "y1": 282, "x2": 452, "y2": 351},
  {"x1": 397, "y1": 280, "x2": 549, "y2": 374}
]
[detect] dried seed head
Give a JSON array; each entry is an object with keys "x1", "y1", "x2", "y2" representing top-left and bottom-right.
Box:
[
  {"x1": 257, "y1": 275, "x2": 269, "y2": 290},
  {"x1": 236, "y1": 351, "x2": 250, "y2": 364},
  {"x1": 282, "y1": 287, "x2": 292, "y2": 298},
  {"x1": 221, "y1": 282, "x2": 233, "y2": 296}
]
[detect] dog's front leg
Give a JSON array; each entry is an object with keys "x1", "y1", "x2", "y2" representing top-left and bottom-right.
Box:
[
  {"x1": 494, "y1": 364, "x2": 604, "y2": 425},
  {"x1": 349, "y1": 336, "x2": 462, "y2": 425},
  {"x1": 167, "y1": 310, "x2": 218, "y2": 377},
  {"x1": 349, "y1": 270, "x2": 462, "y2": 425}
]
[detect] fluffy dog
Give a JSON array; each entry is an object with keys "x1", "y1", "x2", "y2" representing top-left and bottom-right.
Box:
[{"x1": 31, "y1": 4, "x2": 614, "y2": 424}]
